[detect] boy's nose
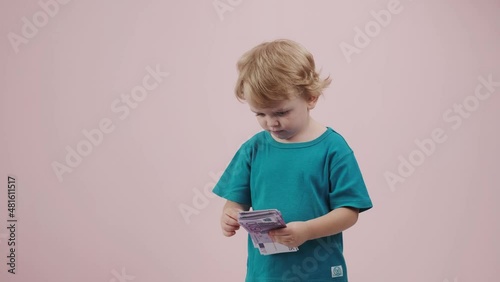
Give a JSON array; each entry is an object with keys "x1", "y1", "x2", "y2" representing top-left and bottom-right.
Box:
[{"x1": 266, "y1": 117, "x2": 279, "y2": 128}]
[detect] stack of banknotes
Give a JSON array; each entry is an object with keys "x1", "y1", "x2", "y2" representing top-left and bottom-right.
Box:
[{"x1": 238, "y1": 209, "x2": 299, "y2": 255}]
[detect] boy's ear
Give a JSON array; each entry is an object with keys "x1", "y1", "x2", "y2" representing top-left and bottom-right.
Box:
[{"x1": 307, "y1": 95, "x2": 319, "y2": 110}]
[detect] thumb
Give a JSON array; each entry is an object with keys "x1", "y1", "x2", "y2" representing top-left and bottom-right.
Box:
[{"x1": 269, "y1": 228, "x2": 286, "y2": 236}]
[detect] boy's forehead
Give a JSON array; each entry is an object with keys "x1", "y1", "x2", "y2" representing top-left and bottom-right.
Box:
[{"x1": 248, "y1": 99, "x2": 295, "y2": 112}]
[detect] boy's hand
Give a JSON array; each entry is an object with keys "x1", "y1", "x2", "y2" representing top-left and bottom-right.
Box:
[
  {"x1": 220, "y1": 207, "x2": 242, "y2": 237},
  {"x1": 268, "y1": 221, "x2": 311, "y2": 248}
]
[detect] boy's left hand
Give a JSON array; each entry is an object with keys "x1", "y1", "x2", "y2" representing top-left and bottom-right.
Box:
[{"x1": 268, "y1": 221, "x2": 311, "y2": 248}]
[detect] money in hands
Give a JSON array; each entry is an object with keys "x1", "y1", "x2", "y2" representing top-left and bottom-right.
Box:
[{"x1": 238, "y1": 209, "x2": 299, "y2": 255}]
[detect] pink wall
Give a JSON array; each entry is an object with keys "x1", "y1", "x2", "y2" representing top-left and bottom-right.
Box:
[{"x1": 1, "y1": 0, "x2": 499, "y2": 281}]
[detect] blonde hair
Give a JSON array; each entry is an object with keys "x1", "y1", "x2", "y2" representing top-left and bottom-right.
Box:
[{"x1": 235, "y1": 39, "x2": 331, "y2": 108}]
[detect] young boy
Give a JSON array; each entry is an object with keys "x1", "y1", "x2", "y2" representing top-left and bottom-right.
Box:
[{"x1": 213, "y1": 39, "x2": 373, "y2": 282}]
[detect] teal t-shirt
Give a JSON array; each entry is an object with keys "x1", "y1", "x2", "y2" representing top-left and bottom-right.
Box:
[{"x1": 213, "y1": 127, "x2": 373, "y2": 282}]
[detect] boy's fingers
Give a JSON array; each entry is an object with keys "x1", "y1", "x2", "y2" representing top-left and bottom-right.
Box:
[
  {"x1": 223, "y1": 215, "x2": 240, "y2": 227},
  {"x1": 222, "y1": 224, "x2": 238, "y2": 232},
  {"x1": 222, "y1": 222, "x2": 240, "y2": 237},
  {"x1": 222, "y1": 216, "x2": 240, "y2": 229},
  {"x1": 269, "y1": 228, "x2": 287, "y2": 236},
  {"x1": 222, "y1": 230, "x2": 236, "y2": 237},
  {"x1": 220, "y1": 207, "x2": 244, "y2": 237},
  {"x1": 225, "y1": 223, "x2": 239, "y2": 229},
  {"x1": 226, "y1": 208, "x2": 242, "y2": 220}
]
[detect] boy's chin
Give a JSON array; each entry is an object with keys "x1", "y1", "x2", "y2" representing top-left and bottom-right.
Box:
[{"x1": 270, "y1": 130, "x2": 295, "y2": 142}]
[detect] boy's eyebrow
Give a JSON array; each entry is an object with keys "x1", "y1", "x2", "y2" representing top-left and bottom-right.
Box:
[
  {"x1": 274, "y1": 108, "x2": 288, "y2": 112},
  {"x1": 270, "y1": 107, "x2": 289, "y2": 113},
  {"x1": 250, "y1": 107, "x2": 289, "y2": 113}
]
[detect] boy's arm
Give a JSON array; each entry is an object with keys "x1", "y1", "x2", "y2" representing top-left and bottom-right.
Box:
[
  {"x1": 220, "y1": 200, "x2": 251, "y2": 237},
  {"x1": 269, "y1": 207, "x2": 359, "y2": 247}
]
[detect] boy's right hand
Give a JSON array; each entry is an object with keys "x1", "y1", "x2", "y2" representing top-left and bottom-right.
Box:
[{"x1": 220, "y1": 207, "x2": 242, "y2": 237}]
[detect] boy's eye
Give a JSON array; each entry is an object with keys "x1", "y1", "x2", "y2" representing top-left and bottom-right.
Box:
[
  {"x1": 275, "y1": 111, "x2": 289, "y2": 117},
  {"x1": 255, "y1": 113, "x2": 265, "y2": 117}
]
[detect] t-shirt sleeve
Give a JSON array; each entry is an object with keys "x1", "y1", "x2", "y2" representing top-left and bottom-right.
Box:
[
  {"x1": 212, "y1": 144, "x2": 252, "y2": 206},
  {"x1": 329, "y1": 152, "x2": 373, "y2": 213}
]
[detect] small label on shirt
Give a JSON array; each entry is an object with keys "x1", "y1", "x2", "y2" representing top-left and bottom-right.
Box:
[{"x1": 331, "y1": 265, "x2": 343, "y2": 278}]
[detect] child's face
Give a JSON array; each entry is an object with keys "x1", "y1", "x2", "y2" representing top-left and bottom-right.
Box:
[{"x1": 248, "y1": 96, "x2": 317, "y2": 142}]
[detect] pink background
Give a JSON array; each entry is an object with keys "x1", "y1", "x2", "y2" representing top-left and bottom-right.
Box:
[{"x1": 1, "y1": 0, "x2": 499, "y2": 281}]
